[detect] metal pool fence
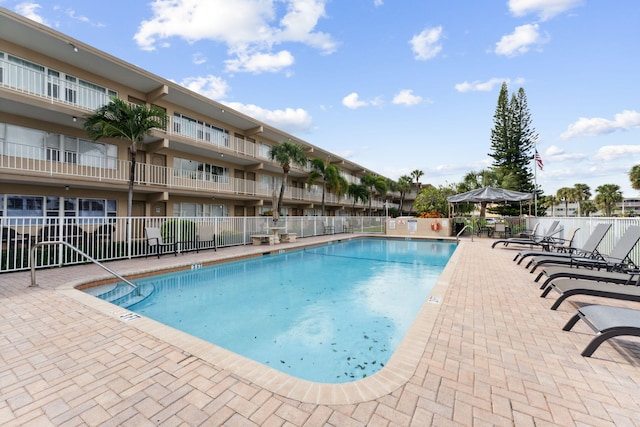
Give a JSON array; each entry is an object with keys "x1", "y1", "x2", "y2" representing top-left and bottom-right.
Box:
[{"x1": 0, "y1": 216, "x2": 386, "y2": 272}]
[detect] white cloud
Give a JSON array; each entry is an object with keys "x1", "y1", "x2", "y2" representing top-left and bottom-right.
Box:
[
  {"x1": 594, "y1": 145, "x2": 640, "y2": 162},
  {"x1": 179, "y1": 75, "x2": 230, "y2": 100},
  {"x1": 14, "y1": 2, "x2": 48, "y2": 25},
  {"x1": 342, "y1": 92, "x2": 382, "y2": 109},
  {"x1": 508, "y1": 0, "x2": 583, "y2": 21},
  {"x1": 392, "y1": 90, "x2": 422, "y2": 106},
  {"x1": 226, "y1": 102, "x2": 313, "y2": 134},
  {"x1": 133, "y1": 0, "x2": 336, "y2": 74},
  {"x1": 495, "y1": 24, "x2": 548, "y2": 57},
  {"x1": 544, "y1": 145, "x2": 587, "y2": 161},
  {"x1": 560, "y1": 110, "x2": 640, "y2": 140},
  {"x1": 373, "y1": 0, "x2": 384, "y2": 7},
  {"x1": 409, "y1": 26, "x2": 443, "y2": 61},
  {"x1": 192, "y1": 53, "x2": 207, "y2": 65},
  {"x1": 455, "y1": 77, "x2": 515, "y2": 92},
  {"x1": 225, "y1": 50, "x2": 295, "y2": 74}
]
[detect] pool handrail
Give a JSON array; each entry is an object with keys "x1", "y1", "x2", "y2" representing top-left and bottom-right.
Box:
[
  {"x1": 456, "y1": 224, "x2": 473, "y2": 242},
  {"x1": 30, "y1": 240, "x2": 137, "y2": 289}
]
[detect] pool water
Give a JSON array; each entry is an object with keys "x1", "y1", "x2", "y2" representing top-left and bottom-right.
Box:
[{"x1": 106, "y1": 238, "x2": 456, "y2": 383}]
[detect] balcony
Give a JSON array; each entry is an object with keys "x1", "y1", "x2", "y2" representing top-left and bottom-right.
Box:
[{"x1": 0, "y1": 142, "x2": 384, "y2": 209}]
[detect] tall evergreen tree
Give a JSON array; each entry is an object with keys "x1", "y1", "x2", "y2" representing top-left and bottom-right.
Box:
[{"x1": 488, "y1": 82, "x2": 539, "y2": 215}]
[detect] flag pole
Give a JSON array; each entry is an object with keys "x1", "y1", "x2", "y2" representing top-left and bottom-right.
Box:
[{"x1": 533, "y1": 142, "x2": 538, "y2": 217}]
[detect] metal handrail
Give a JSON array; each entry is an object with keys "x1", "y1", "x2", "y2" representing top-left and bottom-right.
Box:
[
  {"x1": 456, "y1": 225, "x2": 473, "y2": 242},
  {"x1": 30, "y1": 240, "x2": 137, "y2": 289}
]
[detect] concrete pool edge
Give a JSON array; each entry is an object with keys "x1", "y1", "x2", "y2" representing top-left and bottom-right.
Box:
[{"x1": 57, "y1": 236, "x2": 463, "y2": 405}]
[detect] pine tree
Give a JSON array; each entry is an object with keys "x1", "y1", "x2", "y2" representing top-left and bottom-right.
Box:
[{"x1": 488, "y1": 82, "x2": 539, "y2": 215}]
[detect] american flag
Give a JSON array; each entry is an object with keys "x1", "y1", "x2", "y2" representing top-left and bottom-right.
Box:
[{"x1": 535, "y1": 150, "x2": 543, "y2": 170}]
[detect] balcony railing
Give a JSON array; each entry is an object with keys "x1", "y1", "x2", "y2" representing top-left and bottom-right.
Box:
[
  {"x1": 0, "y1": 57, "x2": 114, "y2": 111},
  {"x1": 1, "y1": 141, "x2": 385, "y2": 209}
]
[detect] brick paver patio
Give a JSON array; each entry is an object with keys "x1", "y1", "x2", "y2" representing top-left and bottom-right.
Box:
[{"x1": 1, "y1": 236, "x2": 640, "y2": 426}]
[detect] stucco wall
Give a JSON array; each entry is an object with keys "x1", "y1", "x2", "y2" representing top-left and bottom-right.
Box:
[{"x1": 386, "y1": 217, "x2": 451, "y2": 238}]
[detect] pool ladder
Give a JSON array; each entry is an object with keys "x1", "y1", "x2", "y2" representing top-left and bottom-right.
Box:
[{"x1": 30, "y1": 240, "x2": 137, "y2": 289}]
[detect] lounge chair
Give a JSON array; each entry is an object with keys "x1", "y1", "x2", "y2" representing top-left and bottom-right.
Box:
[
  {"x1": 530, "y1": 225, "x2": 640, "y2": 274},
  {"x1": 535, "y1": 267, "x2": 636, "y2": 291},
  {"x1": 516, "y1": 223, "x2": 611, "y2": 265},
  {"x1": 145, "y1": 227, "x2": 178, "y2": 258},
  {"x1": 562, "y1": 304, "x2": 640, "y2": 357},
  {"x1": 541, "y1": 276, "x2": 640, "y2": 310},
  {"x1": 491, "y1": 220, "x2": 560, "y2": 249},
  {"x1": 513, "y1": 227, "x2": 581, "y2": 262}
]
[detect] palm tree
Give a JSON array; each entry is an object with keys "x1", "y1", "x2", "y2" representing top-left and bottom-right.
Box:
[
  {"x1": 411, "y1": 169, "x2": 424, "y2": 190},
  {"x1": 595, "y1": 184, "x2": 623, "y2": 217},
  {"x1": 84, "y1": 97, "x2": 167, "y2": 235},
  {"x1": 348, "y1": 183, "x2": 369, "y2": 214},
  {"x1": 307, "y1": 158, "x2": 348, "y2": 215},
  {"x1": 629, "y1": 165, "x2": 640, "y2": 191},
  {"x1": 581, "y1": 200, "x2": 597, "y2": 217},
  {"x1": 396, "y1": 175, "x2": 412, "y2": 215},
  {"x1": 361, "y1": 173, "x2": 388, "y2": 216},
  {"x1": 269, "y1": 141, "x2": 308, "y2": 220},
  {"x1": 556, "y1": 187, "x2": 574, "y2": 217},
  {"x1": 84, "y1": 97, "x2": 168, "y2": 218},
  {"x1": 573, "y1": 183, "x2": 591, "y2": 217},
  {"x1": 543, "y1": 195, "x2": 557, "y2": 217}
]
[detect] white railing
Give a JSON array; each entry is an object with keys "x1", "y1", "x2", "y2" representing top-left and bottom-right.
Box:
[
  {"x1": 0, "y1": 215, "x2": 386, "y2": 273},
  {"x1": 0, "y1": 58, "x2": 113, "y2": 111},
  {"x1": 1, "y1": 143, "x2": 385, "y2": 209}
]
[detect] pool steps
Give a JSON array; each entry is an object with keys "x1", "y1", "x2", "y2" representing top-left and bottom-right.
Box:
[{"x1": 88, "y1": 282, "x2": 155, "y2": 308}]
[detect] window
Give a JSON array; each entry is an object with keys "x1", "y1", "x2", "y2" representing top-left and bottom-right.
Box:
[
  {"x1": 174, "y1": 202, "x2": 227, "y2": 217},
  {"x1": 174, "y1": 157, "x2": 229, "y2": 183},
  {"x1": 7, "y1": 55, "x2": 45, "y2": 94},
  {"x1": 258, "y1": 142, "x2": 271, "y2": 159},
  {"x1": 65, "y1": 75, "x2": 77, "y2": 103},
  {"x1": 173, "y1": 113, "x2": 229, "y2": 146},
  {"x1": 2, "y1": 123, "x2": 117, "y2": 168},
  {"x1": 7, "y1": 195, "x2": 44, "y2": 217},
  {"x1": 47, "y1": 69, "x2": 60, "y2": 99}
]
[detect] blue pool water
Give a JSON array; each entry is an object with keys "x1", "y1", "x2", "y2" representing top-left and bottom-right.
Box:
[{"x1": 104, "y1": 238, "x2": 456, "y2": 383}]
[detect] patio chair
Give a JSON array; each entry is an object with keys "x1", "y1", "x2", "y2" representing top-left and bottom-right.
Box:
[
  {"x1": 516, "y1": 223, "x2": 610, "y2": 265},
  {"x1": 196, "y1": 225, "x2": 217, "y2": 252},
  {"x1": 562, "y1": 304, "x2": 640, "y2": 357},
  {"x1": 541, "y1": 276, "x2": 640, "y2": 310},
  {"x1": 530, "y1": 225, "x2": 640, "y2": 274},
  {"x1": 322, "y1": 221, "x2": 335, "y2": 235},
  {"x1": 512, "y1": 227, "x2": 580, "y2": 262},
  {"x1": 491, "y1": 220, "x2": 560, "y2": 249},
  {"x1": 145, "y1": 227, "x2": 177, "y2": 258},
  {"x1": 40, "y1": 223, "x2": 88, "y2": 248}
]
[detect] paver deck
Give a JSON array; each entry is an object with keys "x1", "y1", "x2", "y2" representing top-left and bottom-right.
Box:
[{"x1": 1, "y1": 235, "x2": 640, "y2": 426}]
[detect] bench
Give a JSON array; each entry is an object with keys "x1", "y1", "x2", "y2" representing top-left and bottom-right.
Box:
[
  {"x1": 251, "y1": 234, "x2": 275, "y2": 246},
  {"x1": 280, "y1": 232, "x2": 296, "y2": 242}
]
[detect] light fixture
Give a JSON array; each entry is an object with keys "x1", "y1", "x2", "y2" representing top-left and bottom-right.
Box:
[
  {"x1": 68, "y1": 42, "x2": 78, "y2": 53},
  {"x1": 65, "y1": 185, "x2": 70, "y2": 191},
  {"x1": 72, "y1": 116, "x2": 77, "y2": 122},
  {"x1": 220, "y1": 109, "x2": 225, "y2": 113}
]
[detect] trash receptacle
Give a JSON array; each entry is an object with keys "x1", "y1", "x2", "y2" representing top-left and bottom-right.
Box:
[{"x1": 454, "y1": 222, "x2": 465, "y2": 235}]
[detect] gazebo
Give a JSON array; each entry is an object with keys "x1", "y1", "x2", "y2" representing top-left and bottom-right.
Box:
[{"x1": 447, "y1": 187, "x2": 534, "y2": 236}]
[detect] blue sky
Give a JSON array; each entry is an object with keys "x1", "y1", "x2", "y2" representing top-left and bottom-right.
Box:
[{"x1": 5, "y1": 0, "x2": 640, "y2": 197}]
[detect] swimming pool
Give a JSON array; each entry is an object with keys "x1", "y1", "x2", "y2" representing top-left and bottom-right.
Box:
[{"x1": 95, "y1": 238, "x2": 456, "y2": 383}]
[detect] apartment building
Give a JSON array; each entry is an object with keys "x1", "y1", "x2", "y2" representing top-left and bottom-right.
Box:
[{"x1": 0, "y1": 8, "x2": 387, "y2": 225}]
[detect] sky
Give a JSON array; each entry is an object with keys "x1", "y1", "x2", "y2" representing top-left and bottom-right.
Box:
[{"x1": 4, "y1": 0, "x2": 640, "y2": 198}]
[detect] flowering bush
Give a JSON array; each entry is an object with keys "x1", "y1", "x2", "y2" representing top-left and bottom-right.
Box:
[{"x1": 418, "y1": 211, "x2": 444, "y2": 218}]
